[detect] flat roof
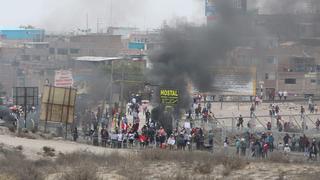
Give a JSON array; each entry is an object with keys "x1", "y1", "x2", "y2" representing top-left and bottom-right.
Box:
[
  {"x1": 74, "y1": 56, "x2": 124, "y2": 62},
  {"x1": 0, "y1": 27, "x2": 44, "y2": 31}
]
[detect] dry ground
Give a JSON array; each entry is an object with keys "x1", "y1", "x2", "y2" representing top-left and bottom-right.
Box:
[{"x1": 0, "y1": 133, "x2": 320, "y2": 180}]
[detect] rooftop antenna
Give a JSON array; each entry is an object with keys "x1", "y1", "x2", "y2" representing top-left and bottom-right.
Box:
[
  {"x1": 86, "y1": 13, "x2": 89, "y2": 34},
  {"x1": 109, "y1": 0, "x2": 113, "y2": 27}
]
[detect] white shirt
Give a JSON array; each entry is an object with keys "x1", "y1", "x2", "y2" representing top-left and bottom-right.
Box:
[
  {"x1": 284, "y1": 146, "x2": 291, "y2": 153},
  {"x1": 167, "y1": 137, "x2": 175, "y2": 145},
  {"x1": 118, "y1": 133, "x2": 123, "y2": 141},
  {"x1": 224, "y1": 142, "x2": 228, "y2": 147}
]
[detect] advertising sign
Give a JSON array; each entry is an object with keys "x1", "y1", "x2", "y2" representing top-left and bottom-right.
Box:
[
  {"x1": 210, "y1": 66, "x2": 256, "y2": 96},
  {"x1": 205, "y1": 0, "x2": 217, "y2": 21},
  {"x1": 40, "y1": 86, "x2": 76, "y2": 123},
  {"x1": 160, "y1": 89, "x2": 179, "y2": 106},
  {"x1": 54, "y1": 70, "x2": 73, "y2": 87},
  {"x1": 128, "y1": 42, "x2": 145, "y2": 50},
  {"x1": 12, "y1": 87, "x2": 38, "y2": 106}
]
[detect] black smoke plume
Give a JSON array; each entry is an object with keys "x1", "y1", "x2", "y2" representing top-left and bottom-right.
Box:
[{"x1": 148, "y1": 0, "x2": 257, "y2": 110}]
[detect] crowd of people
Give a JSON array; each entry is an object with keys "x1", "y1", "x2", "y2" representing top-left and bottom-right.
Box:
[
  {"x1": 68, "y1": 92, "x2": 320, "y2": 163},
  {"x1": 230, "y1": 131, "x2": 320, "y2": 160}
]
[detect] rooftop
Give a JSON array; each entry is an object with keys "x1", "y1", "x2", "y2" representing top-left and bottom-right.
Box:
[
  {"x1": 0, "y1": 27, "x2": 44, "y2": 31},
  {"x1": 74, "y1": 56, "x2": 124, "y2": 62}
]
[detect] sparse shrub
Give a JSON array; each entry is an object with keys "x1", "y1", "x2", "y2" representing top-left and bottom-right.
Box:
[
  {"x1": 15, "y1": 145, "x2": 23, "y2": 151},
  {"x1": 222, "y1": 165, "x2": 232, "y2": 176},
  {"x1": 194, "y1": 163, "x2": 212, "y2": 174},
  {"x1": 140, "y1": 149, "x2": 214, "y2": 164},
  {"x1": 43, "y1": 146, "x2": 55, "y2": 157},
  {"x1": 268, "y1": 152, "x2": 290, "y2": 163},
  {"x1": 0, "y1": 149, "x2": 44, "y2": 180},
  {"x1": 61, "y1": 163, "x2": 100, "y2": 180},
  {"x1": 56, "y1": 151, "x2": 109, "y2": 166}
]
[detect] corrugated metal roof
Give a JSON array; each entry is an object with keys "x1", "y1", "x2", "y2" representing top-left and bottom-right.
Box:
[{"x1": 74, "y1": 56, "x2": 124, "y2": 62}]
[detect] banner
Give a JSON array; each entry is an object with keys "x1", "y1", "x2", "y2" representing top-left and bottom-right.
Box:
[{"x1": 54, "y1": 70, "x2": 73, "y2": 87}]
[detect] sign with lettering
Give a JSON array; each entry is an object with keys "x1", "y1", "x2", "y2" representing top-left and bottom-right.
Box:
[
  {"x1": 160, "y1": 89, "x2": 179, "y2": 106},
  {"x1": 54, "y1": 70, "x2": 73, "y2": 87}
]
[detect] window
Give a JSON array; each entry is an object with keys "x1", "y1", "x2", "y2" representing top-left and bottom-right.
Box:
[
  {"x1": 33, "y1": 56, "x2": 41, "y2": 60},
  {"x1": 21, "y1": 55, "x2": 30, "y2": 61},
  {"x1": 311, "y1": 79, "x2": 317, "y2": 84},
  {"x1": 285, "y1": 78, "x2": 296, "y2": 84},
  {"x1": 57, "y1": 48, "x2": 68, "y2": 55},
  {"x1": 265, "y1": 73, "x2": 269, "y2": 80},
  {"x1": 49, "y1": 48, "x2": 55, "y2": 54},
  {"x1": 70, "y1": 48, "x2": 80, "y2": 54},
  {"x1": 234, "y1": 0, "x2": 242, "y2": 8},
  {"x1": 266, "y1": 56, "x2": 277, "y2": 64}
]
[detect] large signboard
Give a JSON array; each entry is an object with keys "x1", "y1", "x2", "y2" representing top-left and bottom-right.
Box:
[
  {"x1": 40, "y1": 86, "x2": 76, "y2": 123},
  {"x1": 160, "y1": 89, "x2": 179, "y2": 106},
  {"x1": 12, "y1": 87, "x2": 38, "y2": 106},
  {"x1": 128, "y1": 42, "x2": 145, "y2": 50},
  {"x1": 205, "y1": 0, "x2": 217, "y2": 21},
  {"x1": 210, "y1": 66, "x2": 256, "y2": 96},
  {"x1": 54, "y1": 70, "x2": 73, "y2": 87}
]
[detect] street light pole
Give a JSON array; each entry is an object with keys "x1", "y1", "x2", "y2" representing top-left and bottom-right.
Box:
[{"x1": 109, "y1": 60, "x2": 114, "y2": 105}]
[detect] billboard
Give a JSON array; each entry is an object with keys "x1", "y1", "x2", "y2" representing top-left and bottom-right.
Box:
[
  {"x1": 210, "y1": 66, "x2": 256, "y2": 96},
  {"x1": 128, "y1": 42, "x2": 145, "y2": 50},
  {"x1": 160, "y1": 89, "x2": 179, "y2": 106},
  {"x1": 12, "y1": 87, "x2": 39, "y2": 106},
  {"x1": 205, "y1": 0, "x2": 217, "y2": 21},
  {"x1": 54, "y1": 70, "x2": 73, "y2": 87},
  {"x1": 40, "y1": 86, "x2": 76, "y2": 123}
]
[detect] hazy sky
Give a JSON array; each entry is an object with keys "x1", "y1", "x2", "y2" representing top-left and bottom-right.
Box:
[{"x1": 0, "y1": 0, "x2": 205, "y2": 33}]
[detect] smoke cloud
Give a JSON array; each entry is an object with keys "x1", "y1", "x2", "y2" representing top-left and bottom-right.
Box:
[
  {"x1": 148, "y1": 1, "x2": 257, "y2": 110},
  {"x1": 258, "y1": 0, "x2": 310, "y2": 14}
]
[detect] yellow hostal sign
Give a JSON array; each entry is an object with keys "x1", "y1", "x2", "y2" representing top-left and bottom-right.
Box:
[{"x1": 160, "y1": 89, "x2": 179, "y2": 106}]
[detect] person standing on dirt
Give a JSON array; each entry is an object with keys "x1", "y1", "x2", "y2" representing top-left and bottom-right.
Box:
[
  {"x1": 283, "y1": 133, "x2": 291, "y2": 145},
  {"x1": 100, "y1": 127, "x2": 109, "y2": 147},
  {"x1": 267, "y1": 122, "x2": 272, "y2": 130},
  {"x1": 308, "y1": 97, "x2": 313, "y2": 112},
  {"x1": 158, "y1": 127, "x2": 167, "y2": 149},
  {"x1": 235, "y1": 138, "x2": 240, "y2": 155},
  {"x1": 278, "y1": 91, "x2": 283, "y2": 100},
  {"x1": 250, "y1": 104, "x2": 255, "y2": 118},
  {"x1": 72, "y1": 127, "x2": 78, "y2": 142},
  {"x1": 283, "y1": 91, "x2": 288, "y2": 101},
  {"x1": 145, "y1": 110, "x2": 151, "y2": 125},
  {"x1": 316, "y1": 119, "x2": 320, "y2": 130},
  {"x1": 291, "y1": 134, "x2": 298, "y2": 151},
  {"x1": 267, "y1": 133, "x2": 274, "y2": 152},
  {"x1": 240, "y1": 138, "x2": 247, "y2": 156},
  {"x1": 237, "y1": 115, "x2": 244, "y2": 129},
  {"x1": 224, "y1": 137, "x2": 229, "y2": 155},
  {"x1": 284, "y1": 144, "x2": 291, "y2": 156},
  {"x1": 309, "y1": 138, "x2": 318, "y2": 160},
  {"x1": 262, "y1": 142, "x2": 269, "y2": 158}
]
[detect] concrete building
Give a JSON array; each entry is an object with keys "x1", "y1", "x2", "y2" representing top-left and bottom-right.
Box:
[
  {"x1": 231, "y1": 41, "x2": 320, "y2": 98},
  {"x1": 0, "y1": 63, "x2": 17, "y2": 95},
  {"x1": 0, "y1": 27, "x2": 45, "y2": 41},
  {"x1": 48, "y1": 34, "x2": 123, "y2": 60}
]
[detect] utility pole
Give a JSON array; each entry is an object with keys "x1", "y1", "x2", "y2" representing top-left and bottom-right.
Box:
[
  {"x1": 109, "y1": 0, "x2": 113, "y2": 27},
  {"x1": 109, "y1": 61, "x2": 114, "y2": 106},
  {"x1": 86, "y1": 13, "x2": 89, "y2": 34},
  {"x1": 120, "y1": 61, "x2": 125, "y2": 114}
]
